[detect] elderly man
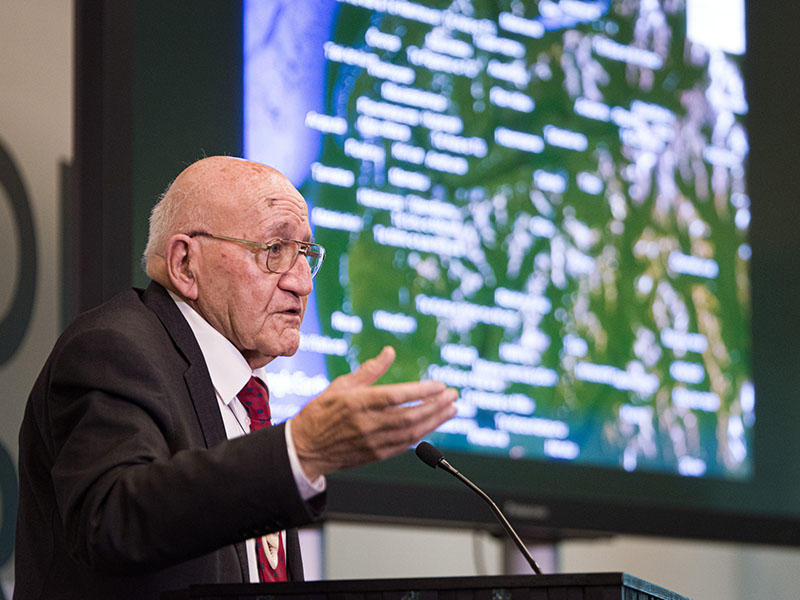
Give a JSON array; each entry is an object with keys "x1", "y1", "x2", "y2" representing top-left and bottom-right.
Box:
[{"x1": 14, "y1": 156, "x2": 457, "y2": 599}]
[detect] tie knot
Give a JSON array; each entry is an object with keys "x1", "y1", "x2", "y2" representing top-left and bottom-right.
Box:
[{"x1": 238, "y1": 376, "x2": 271, "y2": 431}]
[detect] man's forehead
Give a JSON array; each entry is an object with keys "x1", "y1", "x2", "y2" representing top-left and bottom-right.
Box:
[
  {"x1": 250, "y1": 194, "x2": 312, "y2": 237},
  {"x1": 258, "y1": 191, "x2": 307, "y2": 211},
  {"x1": 253, "y1": 191, "x2": 308, "y2": 219},
  {"x1": 224, "y1": 174, "x2": 308, "y2": 216}
]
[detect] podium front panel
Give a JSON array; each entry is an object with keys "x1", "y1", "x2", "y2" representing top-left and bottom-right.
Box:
[{"x1": 162, "y1": 573, "x2": 692, "y2": 600}]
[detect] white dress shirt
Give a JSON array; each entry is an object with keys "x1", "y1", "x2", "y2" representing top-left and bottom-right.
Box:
[{"x1": 171, "y1": 293, "x2": 325, "y2": 582}]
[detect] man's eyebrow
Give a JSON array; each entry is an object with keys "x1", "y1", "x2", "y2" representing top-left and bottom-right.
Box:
[
  {"x1": 262, "y1": 222, "x2": 313, "y2": 242},
  {"x1": 262, "y1": 221, "x2": 293, "y2": 236}
]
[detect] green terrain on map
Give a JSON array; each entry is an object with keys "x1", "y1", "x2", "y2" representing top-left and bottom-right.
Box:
[{"x1": 300, "y1": 0, "x2": 751, "y2": 479}]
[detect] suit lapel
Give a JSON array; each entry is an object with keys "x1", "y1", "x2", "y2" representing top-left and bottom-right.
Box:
[
  {"x1": 142, "y1": 282, "x2": 226, "y2": 445},
  {"x1": 141, "y1": 281, "x2": 250, "y2": 581}
]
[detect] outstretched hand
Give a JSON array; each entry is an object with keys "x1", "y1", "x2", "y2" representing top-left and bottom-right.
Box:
[{"x1": 290, "y1": 346, "x2": 457, "y2": 481}]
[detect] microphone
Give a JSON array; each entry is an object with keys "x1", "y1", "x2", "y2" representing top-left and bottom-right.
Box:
[{"x1": 415, "y1": 441, "x2": 543, "y2": 575}]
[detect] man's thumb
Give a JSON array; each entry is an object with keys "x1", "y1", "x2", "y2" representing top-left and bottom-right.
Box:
[{"x1": 344, "y1": 346, "x2": 396, "y2": 387}]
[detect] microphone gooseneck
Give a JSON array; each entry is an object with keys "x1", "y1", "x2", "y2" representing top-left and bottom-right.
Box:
[{"x1": 414, "y1": 441, "x2": 543, "y2": 575}]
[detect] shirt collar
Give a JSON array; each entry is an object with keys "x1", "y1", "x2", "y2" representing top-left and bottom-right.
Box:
[{"x1": 169, "y1": 291, "x2": 268, "y2": 406}]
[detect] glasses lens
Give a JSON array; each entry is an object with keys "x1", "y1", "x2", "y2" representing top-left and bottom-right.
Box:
[
  {"x1": 305, "y1": 244, "x2": 325, "y2": 278},
  {"x1": 263, "y1": 240, "x2": 325, "y2": 277},
  {"x1": 264, "y1": 240, "x2": 296, "y2": 273}
]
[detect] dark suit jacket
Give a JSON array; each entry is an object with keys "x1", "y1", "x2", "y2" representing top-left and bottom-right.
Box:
[{"x1": 14, "y1": 282, "x2": 326, "y2": 599}]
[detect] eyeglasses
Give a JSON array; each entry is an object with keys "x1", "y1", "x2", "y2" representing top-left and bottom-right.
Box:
[{"x1": 189, "y1": 232, "x2": 325, "y2": 278}]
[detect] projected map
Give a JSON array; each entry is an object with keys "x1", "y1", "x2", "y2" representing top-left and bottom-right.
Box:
[{"x1": 245, "y1": 0, "x2": 752, "y2": 480}]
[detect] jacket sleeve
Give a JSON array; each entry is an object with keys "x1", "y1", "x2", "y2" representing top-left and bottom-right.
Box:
[{"x1": 37, "y1": 320, "x2": 325, "y2": 575}]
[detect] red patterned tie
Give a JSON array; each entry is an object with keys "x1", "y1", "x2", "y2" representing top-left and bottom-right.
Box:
[{"x1": 238, "y1": 376, "x2": 287, "y2": 582}]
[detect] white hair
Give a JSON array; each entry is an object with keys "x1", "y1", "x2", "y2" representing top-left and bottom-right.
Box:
[{"x1": 141, "y1": 178, "x2": 208, "y2": 274}]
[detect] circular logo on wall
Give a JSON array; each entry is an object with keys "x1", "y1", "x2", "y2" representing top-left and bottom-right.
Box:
[{"x1": 0, "y1": 139, "x2": 37, "y2": 365}]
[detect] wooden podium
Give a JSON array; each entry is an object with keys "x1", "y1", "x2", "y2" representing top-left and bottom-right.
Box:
[{"x1": 162, "y1": 573, "x2": 692, "y2": 600}]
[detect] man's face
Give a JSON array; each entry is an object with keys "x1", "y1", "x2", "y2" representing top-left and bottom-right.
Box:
[{"x1": 191, "y1": 172, "x2": 314, "y2": 368}]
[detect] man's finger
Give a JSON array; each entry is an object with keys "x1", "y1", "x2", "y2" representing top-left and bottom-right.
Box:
[
  {"x1": 358, "y1": 380, "x2": 450, "y2": 410},
  {"x1": 335, "y1": 346, "x2": 396, "y2": 388},
  {"x1": 361, "y1": 391, "x2": 458, "y2": 457}
]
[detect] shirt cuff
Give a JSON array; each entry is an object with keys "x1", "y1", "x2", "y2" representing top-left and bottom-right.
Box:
[{"x1": 285, "y1": 419, "x2": 326, "y2": 500}]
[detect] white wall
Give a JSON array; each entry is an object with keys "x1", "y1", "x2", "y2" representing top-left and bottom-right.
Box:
[
  {"x1": 320, "y1": 524, "x2": 800, "y2": 600},
  {"x1": 322, "y1": 522, "x2": 505, "y2": 579},
  {"x1": 2, "y1": 3, "x2": 800, "y2": 600},
  {"x1": 560, "y1": 535, "x2": 800, "y2": 600},
  {"x1": 0, "y1": 1, "x2": 73, "y2": 597}
]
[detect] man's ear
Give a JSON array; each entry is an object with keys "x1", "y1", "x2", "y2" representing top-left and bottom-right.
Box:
[{"x1": 165, "y1": 234, "x2": 200, "y2": 300}]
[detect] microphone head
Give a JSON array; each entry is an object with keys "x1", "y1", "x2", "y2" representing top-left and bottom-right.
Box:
[{"x1": 415, "y1": 441, "x2": 444, "y2": 468}]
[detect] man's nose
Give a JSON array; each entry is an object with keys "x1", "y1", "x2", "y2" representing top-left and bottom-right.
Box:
[{"x1": 279, "y1": 255, "x2": 314, "y2": 296}]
